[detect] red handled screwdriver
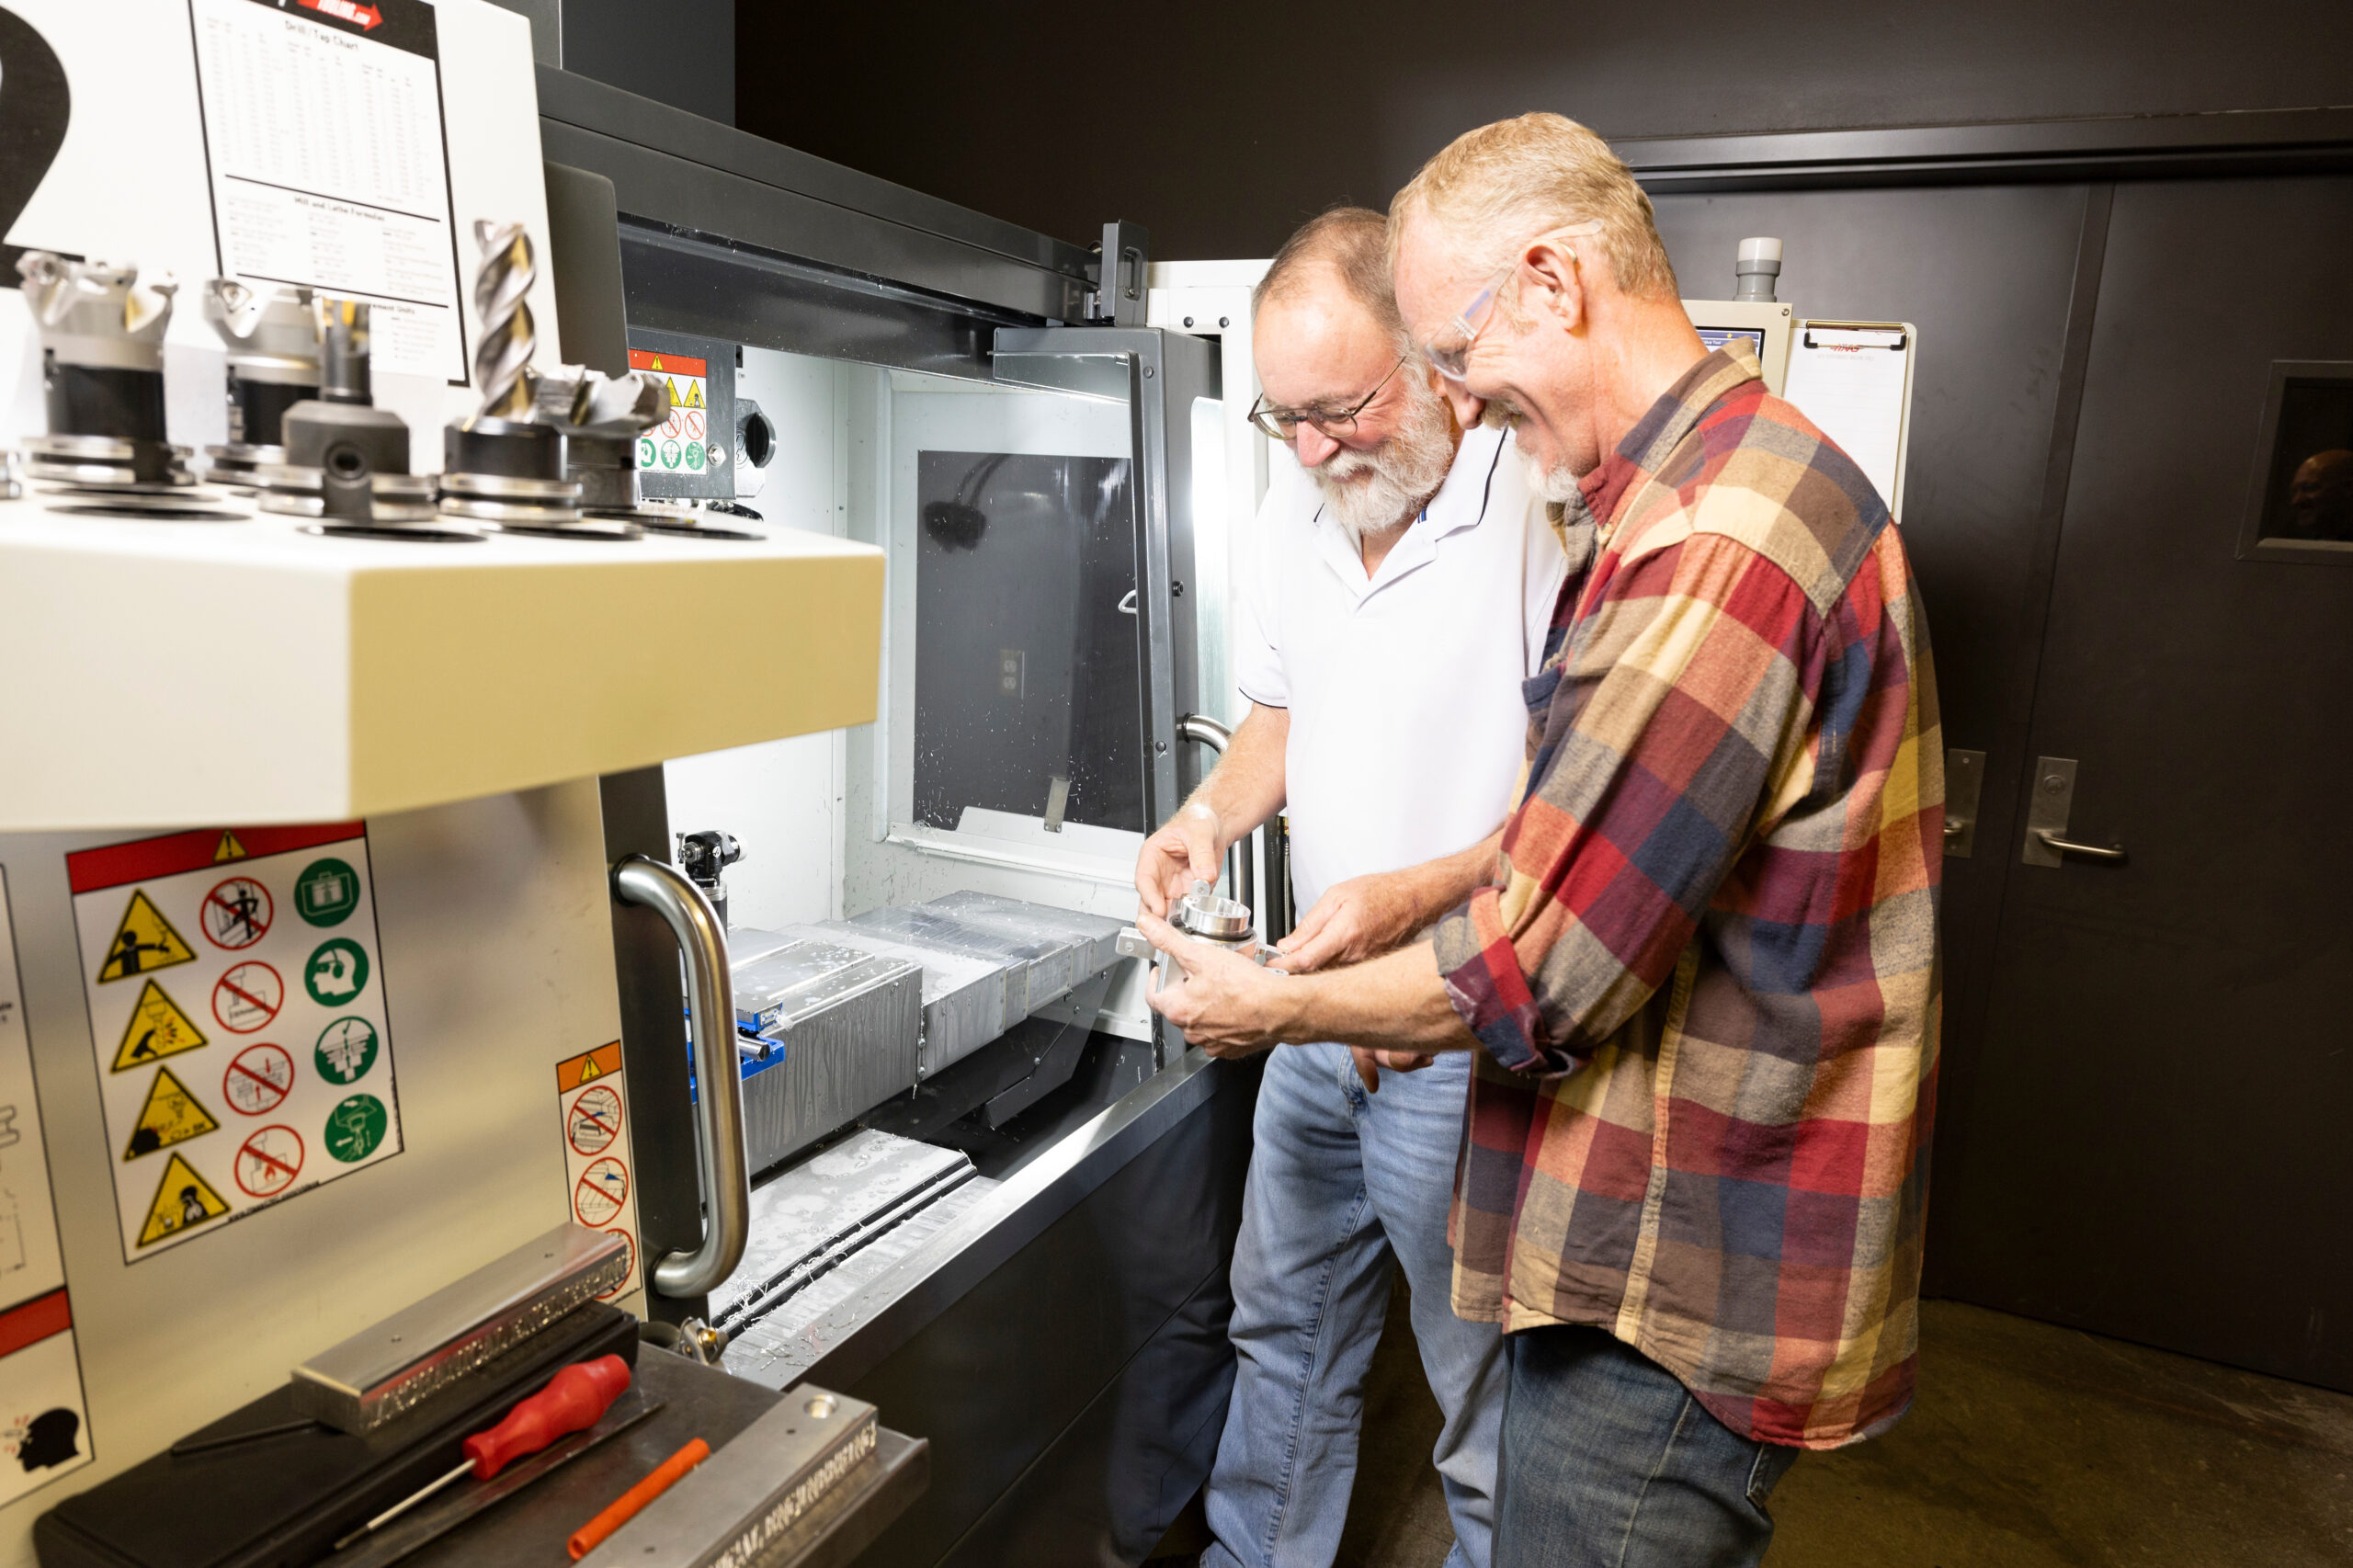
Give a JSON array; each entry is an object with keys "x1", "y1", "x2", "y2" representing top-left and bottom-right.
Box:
[{"x1": 334, "y1": 1356, "x2": 633, "y2": 1549}]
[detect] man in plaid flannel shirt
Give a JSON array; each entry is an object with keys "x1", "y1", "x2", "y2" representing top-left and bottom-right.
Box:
[{"x1": 1139, "y1": 114, "x2": 1942, "y2": 1567}]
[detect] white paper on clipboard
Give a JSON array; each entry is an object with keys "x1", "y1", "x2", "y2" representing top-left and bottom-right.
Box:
[{"x1": 1784, "y1": 323, "x2": 1915, "y2": 518}]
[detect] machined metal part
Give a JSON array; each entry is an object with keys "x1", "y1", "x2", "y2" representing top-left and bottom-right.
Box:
[
  {"x1": 1173, "y1": 881, "x2": 1252, "y2": 944},
  {"x1": 577, "y1": 1387, "x2": 881, "y2": 1567},
  {"x1": 290, "y1": 1223, "x2": 629, "y2": 1434},
  {"x1": 613, "y1": 857, "x2": 750, "y2": 1298}
]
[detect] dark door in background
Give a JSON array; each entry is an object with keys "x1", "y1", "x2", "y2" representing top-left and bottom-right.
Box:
[
  {"x1": 1931, "y1": 175, "x2": 2353, "y2": 1389},
  {"x1": 1651, "y1": 182, "x2": 2099, "y2": 1301}
]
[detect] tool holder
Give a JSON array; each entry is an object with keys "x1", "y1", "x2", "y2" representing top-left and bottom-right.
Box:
[
  {"x1": 15, "y1": 252, "x2": 196, "y2": 502},
  {"x1": 201, "y1": 279, "x2": 322, "y2": 487},
  {"x1": 256, "y1": 300, "x2": 449, "y2": 538}
]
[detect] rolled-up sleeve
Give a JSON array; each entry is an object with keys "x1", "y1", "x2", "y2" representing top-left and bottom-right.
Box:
[{"x1": 1435, "y1": 533, "x2": 1821, "y2": 1075}]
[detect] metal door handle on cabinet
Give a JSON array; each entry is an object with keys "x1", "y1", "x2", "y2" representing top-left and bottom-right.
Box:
[
  {"x1": 612, "y1": 856, "x2": 750, "y2": 1298},
  {"x1": 1943, "y1": 817, "x2": 1969, "y2": 842},
  {"x1": 1176, "y1": 712, "x2": 1254, "y2": 911},
  {"x1": 2032, "y1": 829, "x2": 2127, "y2": 864}
]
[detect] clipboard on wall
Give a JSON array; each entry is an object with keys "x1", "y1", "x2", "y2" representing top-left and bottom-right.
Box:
[{"x1": 1783, "y1": 320, "x2": 1916, "y2": 518}]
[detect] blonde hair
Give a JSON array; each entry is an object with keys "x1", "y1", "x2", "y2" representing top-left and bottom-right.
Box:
[{"x1": 1390, "y1": 113, "x2": 1678, "y2": 301}]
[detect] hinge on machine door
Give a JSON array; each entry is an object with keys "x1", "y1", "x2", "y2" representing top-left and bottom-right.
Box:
[{"x1": 1085, "y1": 220, "x2": 1151, "y2": 326}]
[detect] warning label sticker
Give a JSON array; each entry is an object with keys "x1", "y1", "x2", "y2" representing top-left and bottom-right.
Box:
[
  {"x1": 553, "y1": 1042, "x2": 640, "y2": 1302},
  {"x1": 110, "y1": 982, "x2": 207, "y2": 1072},
  {"x1": 628, "y1": 348, "x2": 719, "y2": 476},
  {"x1": 122, "y1": 1066, "x2": 219, "y2": 1161},
  {"x1": 68, "y1": 823, "x2": 401, "y2": 1263},
  {"x1": 96, "y1": 892, "x2": 195, "y2": 984},
  {"x1": 234, "y1": 1126, "x2": 303, "y2": 1199},
  {"x1": 223, "y1": 1044, "x2": 295, "y2": 1117},
  {"x1": 199, "y1": 877, "x2": 273, "y2": 950},
  {"x1": 0, "y1": 869, "x2": 97, "y2": 1506},
  {"x1": 136, "y1": 1152, "x2": 229, "y2": 1248},
  {"x1": 213, "y1": 962, "x2": 284, "y2": 1034}
]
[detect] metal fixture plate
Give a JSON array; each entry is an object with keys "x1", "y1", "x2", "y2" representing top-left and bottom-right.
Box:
[
  {"x1": 579, "y1": 1386, "x2": 881, "y2": 1566},
  {"x1": 290, "y1": 1223, "x2": 628, "y2": 1432}
]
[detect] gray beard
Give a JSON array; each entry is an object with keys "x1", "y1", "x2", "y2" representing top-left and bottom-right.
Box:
[
  {"x1": 1311, "y1": 381, "x2": 1460, "y2": 543},
  {"x1": 1483, "y1": 395, "x2": 1583, "y2": 504}
]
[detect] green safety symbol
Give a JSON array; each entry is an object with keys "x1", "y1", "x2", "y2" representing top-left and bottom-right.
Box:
[
  {"x1": 685, "y1": 442, "x2": 706, "y2": 472},
  {"x1": 660, "y1": 438, "x2": 681, "y2": 469},
  {"x1": 324, "y1": 1094, "x2": 388, "y2": 1164},
  {"x1": 315, "y1": 1017, "x2": 380, "y2": 1085},
  {"x1": 638, "y1": 437, "x2": 657, "y2": 467},
  {"x1": 295, "y1": 858, "x2": 360, "y2": 927},
  {"x1": 305, "y1": 938, "x2": 370, "y2": 1006}
]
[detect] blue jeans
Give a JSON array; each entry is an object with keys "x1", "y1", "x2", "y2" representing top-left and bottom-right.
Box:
[
  {"x1": 1495, "y1": 1324, "x2": 1802, "y2": 1568},
  {"x1": 1202, "y1": 1042, "x2": 1506, "y2": 1568}
]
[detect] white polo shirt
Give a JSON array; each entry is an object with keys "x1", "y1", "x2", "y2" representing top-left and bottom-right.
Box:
[{"x1": 1234, "y1": 424, "x2": 1565, "y2": 914}]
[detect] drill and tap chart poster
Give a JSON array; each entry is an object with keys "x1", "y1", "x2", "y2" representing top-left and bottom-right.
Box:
[
  {"x1": 187, "y1": 0, "x2": 468, "y2": 381},
  {"x1": 0, "y1": 871, "x2": 95, "y2": 1503},
  {"x1": 70, "y1": 823, "x2": 403, "y2": 1263}
]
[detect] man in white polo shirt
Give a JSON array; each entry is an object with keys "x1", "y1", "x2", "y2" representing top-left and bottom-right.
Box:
[{"x1": 1134, "y1": 209, "x2": 1563, "y2": 1568}]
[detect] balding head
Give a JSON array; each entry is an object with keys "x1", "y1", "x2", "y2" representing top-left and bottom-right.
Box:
[
  {"x1": 1251, "y1": 209, "x2": 1461, "y2": 542},
  {"x1": 1253, "y1": 208, "x2": 1405, "y2": 350}
]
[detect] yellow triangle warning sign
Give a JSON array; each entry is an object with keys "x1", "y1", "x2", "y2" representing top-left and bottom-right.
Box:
[
  {"x1": 112, "y1": 981, "x2": 208, "y2": 1072},
  {"x1": 646, "y1": 355, "x2": 664, "y2": 371},
  {"x1": 137, "y1": 1151, "x2": 229, "y2": 1247},
  {"x1": 576, "y1": 1056, "x2": 603, "y2": 1083},
  {"x1": 680, "y1": 380, "x2": 704, "y2": 409},
  {"x1": 97, "y1": 891, "x2": 197, "y2": 984},
  {"x1": 124, "y1": 1065, "x2": 219, "y2": 1161},
  {"x1": 214, "y1": 830, "x2": 247, "y2": 863}
]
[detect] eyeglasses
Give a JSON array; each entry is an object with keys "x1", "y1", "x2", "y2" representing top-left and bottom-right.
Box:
[
  {"x1": 1421, "y1": 220, "x2": 1604, "y2": 384},
  {"x1": 1247, "y1": 354, "x2": 1407, "y2": 441}
]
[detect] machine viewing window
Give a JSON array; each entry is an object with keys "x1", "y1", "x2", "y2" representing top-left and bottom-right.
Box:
[
  {"x1": 913, "y1": 450, "x2": 1145, "y2": 835},
  {"x1": 2241, "y1": 362, "x2": 2353, "y2": 563}
]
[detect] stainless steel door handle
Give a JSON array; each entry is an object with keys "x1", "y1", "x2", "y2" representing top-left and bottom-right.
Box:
[
  {"x1": 2032, "y1": 829, "x2": 2127, "y2": 864},
  {"x1": 613, "y1": 855, "x2": 749, "y2": 1299}
]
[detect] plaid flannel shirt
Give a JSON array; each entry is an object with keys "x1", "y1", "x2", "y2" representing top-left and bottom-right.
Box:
[{"x1": 1434, "y1": 345, "x2": 1943, "y2": 1449}]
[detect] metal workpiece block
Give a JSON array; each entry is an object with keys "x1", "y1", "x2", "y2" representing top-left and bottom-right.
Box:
[
  {"x1": 733, "y1": 941, "x2": 918, "y2": 1039},
  {"x1": 734, "y1": 943, "x2": 923, "y2": 1174},
  {"x1": 290, "y1": 1224, "x2": 628, "y2": 1433},
  {"x1": 577, "y1": 1386, "x2": 887, "y2": 1568},
  {"x1": 921, "y1": 889, "x2": 1127, "y2": 981},
  {"x1": 795, "y1": 922, "x2": 1010, "y2": 1076}
]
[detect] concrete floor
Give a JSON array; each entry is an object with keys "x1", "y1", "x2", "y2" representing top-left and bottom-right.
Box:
[{"x1": 1336, "y1": 1284, "x2": 2353, "y2": 1568}]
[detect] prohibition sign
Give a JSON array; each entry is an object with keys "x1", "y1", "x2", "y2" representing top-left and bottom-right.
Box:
[
  {"x1": 567, "y1": 1085, "x2": 622, "y2": 1156},
  {"x1": 597, "y1": 1230, "x2": 633, "y2": 1300},
  {"x1": 223, "y1": 1043, "x2": 294, "y2": 1116},
  {"x1": 235, "y1": 1125, "x2": 304, "y2": 1198},
  {"x1": 213, "y1": 962, "x2": 284, "y2": 1033},
  {"x1": 574, "y1": 1157, "x2": 628, "y2": 1227},
  {"x1": 201, "y1": 877, "x2": 274, "y2": 949}
]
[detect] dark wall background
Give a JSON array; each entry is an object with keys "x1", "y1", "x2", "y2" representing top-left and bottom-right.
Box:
[
  {"x1": 494, "y1": 0, "x2": 736, "y2": 123},
  {"x1": 735, "y1": 0, "x2": 2353, "y2": 256}
]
